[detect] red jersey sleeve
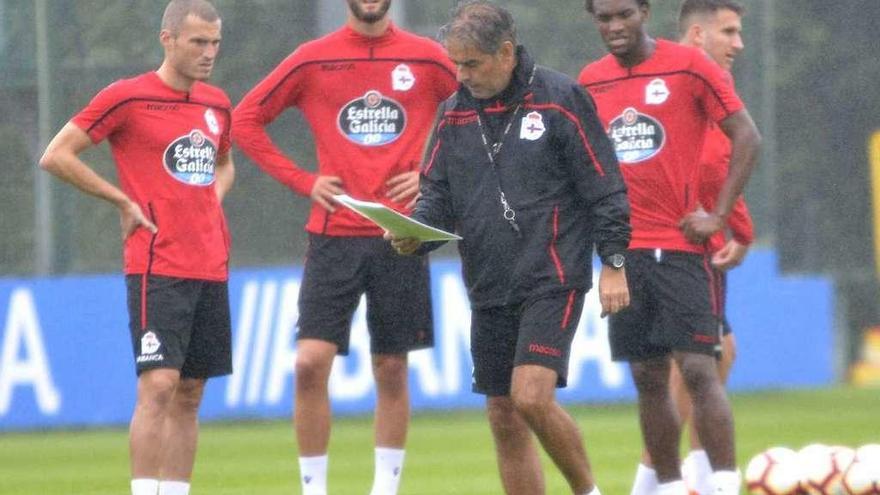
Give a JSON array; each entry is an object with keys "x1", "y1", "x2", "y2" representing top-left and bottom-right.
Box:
[
  {"x1": 217, "y1": 94, "x2": 233, "y2": 156},
  {"x1": 232, "y1": 48, "x2": 316, "y2": 196},
  {"x1": 70, "y1": 80, "x2": 129, "y2": 143},
  {"x1": 728, "y1": 196, "x2": 754, "y2": 245},
  {"x1": 690, "y1": 51, "x2": 744, "y2": 124},
  {"x1": 432, "y1": 52, "x2": 458, "y2": 101}
]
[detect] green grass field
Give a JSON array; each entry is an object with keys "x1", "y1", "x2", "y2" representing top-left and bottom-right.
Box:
[{"x1": 1, "y1": 386, "x2": 877, "y2": 494}]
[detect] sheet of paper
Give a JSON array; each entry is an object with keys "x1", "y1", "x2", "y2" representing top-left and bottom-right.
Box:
[{"x1": 333, "y1": 194, "x2": 461, "y2": 242}]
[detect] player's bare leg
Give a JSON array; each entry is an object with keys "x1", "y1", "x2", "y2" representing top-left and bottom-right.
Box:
[
  {"x1": 510, "y1": 365, "x2": 595, "y2": 494},
  {"x1": 636, "y1": 334, "x2": 738, "y2": 494},
  {"x1": 716, "y1": 333, "x2": 737, "y2": 395},
  {"x1": 372, "y1": 353, "x2": 409, "y2": 447},
  {"x1": 630, "y1": 356, "x2": 682, "y2": 482},
  {"x1": 130, "y1": 368, "x2": 180, "y2": 478},
  {"x1": 370, "y1": 353, "x2": 409, "y2": 495},
  {"x1": 631, "y1": 358, "x2": 689, "y2": 495},
  {"x1": 486, "y1": 395, "x2": 545, "y2": 495},
  {"x1": 294, "y1": 339, "x2": 338, "y2": 455},
  {"x1": 158, "y1": 378, "x2": 206, "y2": 481},
  {"x1": 673, "y1": 351, "x2": 735, "y2": 470},
  {"x1": 684, "y1": 333, "x2": 737, "y2": 451},
  {"x1": 669, "y1": 361, "x2": 692, "y2": 438}
]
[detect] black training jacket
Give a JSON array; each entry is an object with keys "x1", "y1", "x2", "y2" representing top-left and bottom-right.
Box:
[{"x1": 413, "y1": 46, "x2": 631, "y2": 309}]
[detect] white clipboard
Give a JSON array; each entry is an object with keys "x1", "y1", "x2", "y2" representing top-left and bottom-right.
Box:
[{"x1": 333, "y1": 194, "x2": 462, "y2": 242}]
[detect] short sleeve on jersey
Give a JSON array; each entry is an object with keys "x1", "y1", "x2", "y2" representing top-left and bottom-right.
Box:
[
  {"x1": 216, "y1": 105, "x2": 232, "y2": 155},
  {"x1": 71, "y1": 81, "x2": 128, "y2": 143},
  {"x1": 429, "y1": 49, "x2": 458, "y2": 101},
  {"x1": 690, "y1": 51, "x2": 744, "y2": 124}
]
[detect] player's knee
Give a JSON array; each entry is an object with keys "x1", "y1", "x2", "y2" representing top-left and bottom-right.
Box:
[
  {"x1": 678, "y1": 355, "x2": 720, "y2": 398},
  {"x1": 137, "y1": 370, "x2": 179, "y2": 411},
  {"x1": 173, "y1": 379, "x2": 206, "y2": 413},
  {"x1": 631, "y1": 364, "x2": 669, "y2": 397},
  {"x1": 510, "y1": 388, "x2": 552, "y2": 421},
  {"x1": 295, "y1": 353, "x2": 333, "y2": 387},
  {"x1": 372, "y1": 354, "x2": 408, "y2": 389},
  {"x1": 486, "y1": 398, "x2": 523, "y2": 436}
]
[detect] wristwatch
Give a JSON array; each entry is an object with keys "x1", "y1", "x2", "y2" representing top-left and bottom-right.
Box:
[{"x1": 602, "y1": 253, "x2": 626, "y2": 269}]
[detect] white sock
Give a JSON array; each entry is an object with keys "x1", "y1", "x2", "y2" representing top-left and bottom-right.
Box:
[
  {"x1": 159, "y1": 480, "x2": 189, "y2": 495},
  {"x1": 711, "y1": 470, "x2": 741, "y2": 495},
  {"x1": 582, "y1": 486, "x2": 602, "y2": 495},
  {"x1": 370, "y1": 447, "x2": 405, "y2": 495},
  {"x1": 682, "y1": 450, "x2": 712, "y2": 495},
  {"x1": 299, "y1": 455, "x2": 328, "y2": 495},
  {"x1": 158, "y1": 481, "x2": 190, "y2": 495},
  {"x1": 131, "y1": 478, "x2": 159, "y2": 495},
  {"x1": 657, "y1": 480, "x2": 688, "y2": 495},
  {"x1": 630, "y1": 463, "x2": 659, "y2": 495}
]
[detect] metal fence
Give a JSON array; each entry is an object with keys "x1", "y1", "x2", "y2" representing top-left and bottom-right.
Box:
[{"x1": 0, "y1": 0, "x2": 782, "y2": 272}]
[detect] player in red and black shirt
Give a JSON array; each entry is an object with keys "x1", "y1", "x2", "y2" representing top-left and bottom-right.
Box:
[
  {"x1": 579, "y1": 1, "x2": 761, "y2": 494},
  {"x1": 618, "y1": 1, "x2": 758, "y2": 494},
  {"x1": 39, "y1": 2, "x2": 232, "y2": 495},
  {"x1": 232, "y1": 1, "x2": 457, "y2": 494},
  {"x1": 671, "y1": 3, "x2": 757, "y2": 494}
]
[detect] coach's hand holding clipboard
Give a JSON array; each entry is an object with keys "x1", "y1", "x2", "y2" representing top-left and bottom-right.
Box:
[{"x1": 332, "y1": 194, "x2": 461, "y2": 245}]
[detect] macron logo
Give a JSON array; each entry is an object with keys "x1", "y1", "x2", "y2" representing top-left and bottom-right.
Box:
[{"x1": 528, "y1": 343, "x2": 562, "y2": 357}]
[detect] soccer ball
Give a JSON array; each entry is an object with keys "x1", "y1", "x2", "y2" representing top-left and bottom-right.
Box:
[
  {"x1": 842, "y1": 445, "x2": 880, "y2": 495},
  {"x1": 746, "y1": 447, "x2": 805, "y2": 495},
  {"x1": 855, "y1": 444, "x2": 880, "y2": 463},
  {"x1": 798, "y1": 444, "x2": 855, "y2": 495}
]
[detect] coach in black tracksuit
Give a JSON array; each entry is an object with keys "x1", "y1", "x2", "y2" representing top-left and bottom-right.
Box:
[{"x1": 387, "y1": 3, "x2": 630, "y2": 495}]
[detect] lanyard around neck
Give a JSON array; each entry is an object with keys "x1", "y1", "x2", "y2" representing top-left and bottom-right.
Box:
[{"x1": 474, "y1": 66, "x2": 536, "y2": 236}]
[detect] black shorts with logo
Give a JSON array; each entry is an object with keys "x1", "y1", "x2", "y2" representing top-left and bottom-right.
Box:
[
  {"x1": 471, "y1": 290, "x2": 585, "y2": 397},
  {"x1": 609, "y1": 249, "x2": 720, "y2": 361},
  {"x1": 296, "y1": 234, "x2": 434, "y2": 355},
  {"x1": 126, "y1": 275, "x2": 232, "y2": 378}
]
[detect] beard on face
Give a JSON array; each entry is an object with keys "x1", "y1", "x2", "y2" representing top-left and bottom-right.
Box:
[{"x1": 348, "y1": 0, "x2": 391, "y2": 24}]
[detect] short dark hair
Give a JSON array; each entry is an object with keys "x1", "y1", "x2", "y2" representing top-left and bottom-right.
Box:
[
  {"x1": 162, "y1": 0, "x2": 220, "y2": 35},
  {"x1": 439, "y1": 1, "x2": 516, "y2": 54},
  {"x1": 585, "y1": 0, "x2": 650, "y2": 15},
  {"x1": 678, "y1": 0, "x2": 744, "y2": 35}
]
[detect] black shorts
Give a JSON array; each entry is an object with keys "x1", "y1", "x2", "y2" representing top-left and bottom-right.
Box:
[
  {"x1": 609, "y1": 249, "x2": 720, "y2": 361},
  {"x1": 296, "y1": 234, "x2": 434, "y2": 355},
  {"x1": 470, "y1": 290, "x2": 584, "y2": 396},
  {"x1": 126, "y1": 275, "x2": 232, "y2": 378}
]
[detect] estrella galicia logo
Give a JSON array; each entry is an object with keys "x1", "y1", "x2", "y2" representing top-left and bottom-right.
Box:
[
  {"x1": 337, "y1": 90, "x2": 406, "y2": 146},
  {"x1": 162, "y1": 129, "x2": 217, "y2": 186},
  {"x1": 607, "y1": 107, "x2": 665, "y2": 164}
]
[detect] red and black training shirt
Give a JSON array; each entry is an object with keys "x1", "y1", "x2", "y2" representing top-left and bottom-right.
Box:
[
  {"x1": 579, "y1": 39, "x2": 745, "y2": 254},
  {"x1": 233, "y1": 23, "x2": 457, "y2": 237},
  {"x1": 72, "y1": 71, "x2": 232, "y2": 281}
]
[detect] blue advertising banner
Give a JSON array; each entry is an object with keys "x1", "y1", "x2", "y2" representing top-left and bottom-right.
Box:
[{"x1": 0, "y1": 250, "x2": 833, "y2": 431}]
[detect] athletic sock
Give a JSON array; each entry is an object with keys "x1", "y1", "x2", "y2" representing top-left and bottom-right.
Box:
[
  {"x1": 369, "y1": 447, "x2": 405, "y2": 495},
  {"x1": 581, "y1": 485, "x2": 602, "y2": 495},
  {"x1": 630, "y1": 463, "x2": 659, "y2": 495},
  {"x1": 158, "y1": 481, "x2": 190, "y2": 495},
  {"x1": 299, "y1": 455, "x2": 328, "y2": 495},
  {"x1": 131, "y1": 478, "x2": 159, "y2": 495},
  {"x1": 682, "y1": 450, "x2": 712, "y2": 495},
  {"x1": 711, "y1": 470, "x2": 741, "y2": 495},
  {"x1": 657, "y1": 480, "x2": 689, "y2": 495}
]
